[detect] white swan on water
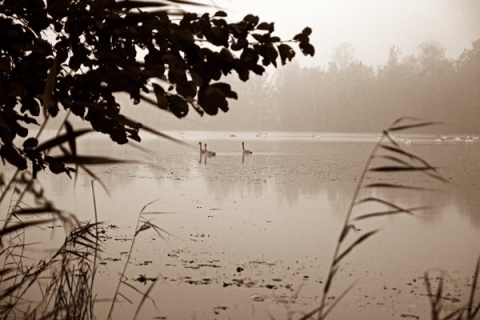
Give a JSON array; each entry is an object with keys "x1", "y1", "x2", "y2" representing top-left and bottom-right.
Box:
[
  {"x1": 204, "y1": 143, "x2": 216, "y2": 156},
  {"x1": 199, "y1": 142, "x2": 206, "y2": 155},
  {"x1": 242, "y1": 142, "x2": 252, "y2": 155}
]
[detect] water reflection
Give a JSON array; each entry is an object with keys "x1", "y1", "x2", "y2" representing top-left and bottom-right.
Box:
[{"x1": 50, "y1": 138, "x2": 480, "y2": 230}]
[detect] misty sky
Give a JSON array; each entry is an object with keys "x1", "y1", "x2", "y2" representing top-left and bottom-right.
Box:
[
  {"x1": 214, "y1": 0, "x2": 480, "y2": 67},
  {"x1": 114, "y1": 0, "x2": 480, "y2": 134}
]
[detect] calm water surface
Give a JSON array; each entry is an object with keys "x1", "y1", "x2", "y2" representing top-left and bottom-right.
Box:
[{"x1": 7, "y1": 132, "x2": 480, "y2": 319}]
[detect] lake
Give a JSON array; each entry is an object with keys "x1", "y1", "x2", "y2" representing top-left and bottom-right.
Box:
[{"x1": 2, "y1": 131, "x2": 479, "y2": 320}]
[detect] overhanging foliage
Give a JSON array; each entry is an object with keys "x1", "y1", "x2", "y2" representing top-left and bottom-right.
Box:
[{"x1": 0, "y1": 0, "x2": 314, "y2": 175}]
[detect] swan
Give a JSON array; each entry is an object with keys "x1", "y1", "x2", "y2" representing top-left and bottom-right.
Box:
[
  {"x1": 204, "y1": 143, "x2": 216, "y2": 157},
  {"x1": 242, "y1": 142, "x2": 252, "y2": 155},
  {"x1": 199, "y1": 142, "x2": 206, "y2": 155}
]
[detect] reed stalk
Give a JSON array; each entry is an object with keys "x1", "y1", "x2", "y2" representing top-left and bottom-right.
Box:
[{"x1": 301, "y1": 117, "x2": 446, "y2": 320}]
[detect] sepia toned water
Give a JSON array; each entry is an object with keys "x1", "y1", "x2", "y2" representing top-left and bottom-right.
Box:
[{"x1": 7, "y1": 131, "x2": 480, "y2": 319}]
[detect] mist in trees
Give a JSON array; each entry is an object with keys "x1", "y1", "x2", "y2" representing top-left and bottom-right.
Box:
[{"x1": 167, "y1": 39, "x2": 480, "y2": 134}]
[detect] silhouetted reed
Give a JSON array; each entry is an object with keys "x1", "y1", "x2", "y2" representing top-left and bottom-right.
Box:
[
  {"x1": 300, "y1": 117, "x2": 478, "y2": 320},
  {"x1": 106, "y1": 198, "x2": 171, "y2": 320}
]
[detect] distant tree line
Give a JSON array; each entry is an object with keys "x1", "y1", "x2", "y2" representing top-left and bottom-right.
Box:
[{"x1": 222, "y1": 40, "x2": 480, "y2": 133}]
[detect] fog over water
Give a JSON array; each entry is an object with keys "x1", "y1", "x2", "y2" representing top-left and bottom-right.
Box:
[{"x1": 10, "y1": 134, "x2": 480, "y2": 319}]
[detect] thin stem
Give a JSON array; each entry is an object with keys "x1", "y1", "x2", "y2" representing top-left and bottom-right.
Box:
[
  {"x1": 89, "y1": 180, "x2": 99, "y2": 318},
  {"x1": 106, "y1": 209, "x2": 143, "y2": 320},
  {"x1": 316, "y1": 133, "x2": 385, "y2": 320}
]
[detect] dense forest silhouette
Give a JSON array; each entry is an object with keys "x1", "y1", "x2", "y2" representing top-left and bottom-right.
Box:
[{"x1": 142, "y1": 40, "x2": 480, "y2": 134}]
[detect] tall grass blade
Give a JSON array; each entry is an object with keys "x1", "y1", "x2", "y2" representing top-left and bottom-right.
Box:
[
  {"x1": 467, "y1": 257, "x2": 480, "y2": 319},
  {"x1": 380, "y1": 145, "x2": 432, "y2": 164},
  {"x1": 118, "y1": 292, "x2": 134, "y2": 305},
  {"x1": 388, "y1": 121, "x2": 437, "y2": 132},
  {"x1": 333, "y1": 230, "x2": 378, "y2": 266},
  {"x1": 355, "y1": 206, "x2": 429, "y2": 221},
  {"x1": 110, "y1": 0, "x2": 210, "y2": 10},
  {"x1": 321, "y1": 280, "x2": 358, "y2": 319},
  {"x1": 33, "y1": 129, "x2": 93, "y2": 153},
  {"x1": 0, "y1": 219, "x2": 55, "y2": 245},
  {"x1": 355, "y1": 197, "x2": 416, "y2": 215},
  {"x1": 76, "y1": 164, "x2": 112, "y2": 198},
  {"x1": 114, "y1": 112, "x2": 192, "y2": 148},
  {"x1": 133, "y1": 278, "x2": 159, "y2": 320},
  {"x1": 363, "y1": 183, "x2": 436, "y2": 191},
  {"x1": 323, "y1": 265, "x2": 339, "y2": 295},
  {"x1": 339, "y1": 224, "x2": 358, "y2": 243},
  {"x1": 50, "y1": 155, "x2": 134, "y2": 165},
  {"x1": 389, "y1": 116, "x2": 429, "y2": 127},
  {"x1": 382, "y1": 130, "x2": 400, "y2": 148},
  {"x1": 369, "y1": 166, "x2": 434, "y2": 172},
  {"x1": 63, "y1": 121, "x2": 77, "y2": 158},
  {"x1": 135, "y1": 224, "x2": 151, "y2": 236}
]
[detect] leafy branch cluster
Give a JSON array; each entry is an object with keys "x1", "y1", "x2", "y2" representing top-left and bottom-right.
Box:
[{"x1": 0, "y1": 0, "x2": 314, "y2": 176}]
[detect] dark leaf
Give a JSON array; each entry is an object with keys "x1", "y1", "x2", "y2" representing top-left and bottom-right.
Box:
[
  {"x1": 176, "y1": 81, "x2": 197, "y2": 98},
  {"x1": 48, "y1": 157, "x2": 69, "y2": 175},
  {"x1": 231, "y1": 38, "x2": 249, "y2": 51},
  {"x1": 299, "y1": 42, "x2": 315, "y2": 56},
  {"x1": 16, "y1": 124, "x2": 29, "y2": 137},
  {"x1": 251, "y1": 33, "x2": 265, "y2": 43},
  {"x1": 0, "y1": 145, "x2": 27, "y2": 170},
  {"x1": 211, "y1": 82, "x2": 237, "y2": 99},
  {"x1": 34, "y1": 129, "x2": 93, "y2": 153},
  {"x1": 256, "y1": 22, "x2": 274, "y2": 33},
  {"x1": 198, "y1": 84, "x2": 234, "y2": 115},
  {"x1": 153, "y1": 83, "x2": 169, "y2": 110},
  {"x1": 17, "y1": 114, "x2": 39, "y2": 125},
  {"x1": 23, "y1": 138, "x2": 38, "y2": 149},
  {"x1": 243, "y1": 14, "x2": 259, "y2": 26},
  {"x1": 47, "y1": 0, "x2": 69, "y2": 19},
  {"x1": 210, "y1": 26, "x2": 229, "y2": 46},
  {"x1": 293, "y1": 32, "x2": 308, "y2": 43},
  {"x1": 302, "y1": 27, "x2": 312, "y2": 36},
  {"x1": 212, "y1": 18, "x2": 227, "y2": 27},
  {"x1": 213, "y1": 10, "x2": 227, "y2": 17},
  {"x1": 256, "y1": 22, "x2": 271, "y2": 30},
  {"x1": 278, "y1": 44, "x2": 296, "y2": 65},
  {"x1": 167, "y1": 95, "x2": 189, "y2": 118},
  {"x1": 20, "y1": 97, "x2": 40, "y2": 116},
  {"x1": 251, "y1": 64, "x2": 265, "y2": 75}
]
